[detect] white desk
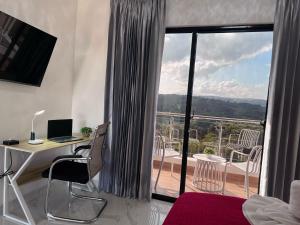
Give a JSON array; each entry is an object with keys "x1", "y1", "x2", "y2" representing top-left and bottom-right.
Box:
[{"x1": 1, "y1": 136, "x2": 91, "y2": 225}]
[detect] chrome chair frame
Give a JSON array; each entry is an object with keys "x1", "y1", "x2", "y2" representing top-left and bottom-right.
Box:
[
  {"x1": 44, "y1": 156, "x2": 107, "y2": 224},
  {"x1": 44, "y1": 123, "x2": 109, "y2": 224}
]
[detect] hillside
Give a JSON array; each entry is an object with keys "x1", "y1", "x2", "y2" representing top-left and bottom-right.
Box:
[{"x1": 157, "y1": 94, "x2": 267, "y2": 120}]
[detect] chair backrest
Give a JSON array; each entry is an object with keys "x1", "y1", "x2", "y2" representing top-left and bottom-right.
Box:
[
  {"x1": 247, "y1": 145, "x2": 263, "y2": 174},
  {"x1": 87, "y1": 122, "x2": 109, "y2": 179},
  {"x1": 189, "y1": 129, "x2": 198, "y2": 139},
  {"x1": 171, "y1": 128, "x2": 180, "y2": 140},
  {"x1": 238, "y1": 129, "x2": 260, "y2": 148},
  {"x1": 153, "y1": 132, "x2": 165, "y2": 157}
]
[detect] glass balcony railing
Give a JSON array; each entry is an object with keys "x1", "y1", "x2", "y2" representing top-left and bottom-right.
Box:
[
  {"x1": 153, "y1": 111, "x2": 264, "y2": 198},
  {"x1": 156, "y1": 111, "x2": 263, "y2": 157}
]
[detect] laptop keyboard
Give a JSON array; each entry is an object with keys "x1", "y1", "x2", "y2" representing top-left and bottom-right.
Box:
[{"x1": 49, "y1": 136, "x2": 82, "y2": 143}]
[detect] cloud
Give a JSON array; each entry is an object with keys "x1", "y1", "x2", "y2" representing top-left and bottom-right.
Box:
[
  {"x1": 162, "y1": 33, "x2": 192, "y2": 62},
  {"x1": 159, "y1": 72, "x2": 269, "y2": 99},
  {"x1": 159, "y1": 31, "x2": 273, "y2": 99},
  {"x1": 159, "y1": 57, "x2": 190, "y2": 95},
  {"x1": 193, "y1": 78, "x2": 269, "y2": 99},
  {"x1": 161, "y1": 56, "x2": 190, "y2": 81},
  {"x1": 194, "y1": 33, "x2": 273, "y2": 77},
  {"x1": 196, "y1": 32, "x2": 272, "y2": 61}
]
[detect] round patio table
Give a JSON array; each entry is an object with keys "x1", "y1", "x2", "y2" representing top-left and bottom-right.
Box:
[{"x1": 192, "y1": 154, "x2": 227, "y2": 194}]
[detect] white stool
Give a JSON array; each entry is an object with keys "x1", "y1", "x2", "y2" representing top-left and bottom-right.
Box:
[{"x1": 192, "y1": 154, "x2": 227, "y2": 194}]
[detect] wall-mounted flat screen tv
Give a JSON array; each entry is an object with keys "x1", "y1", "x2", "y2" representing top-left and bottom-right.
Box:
[{"x1": 0, "y1": 11, "x2": 57, "y2": 87}]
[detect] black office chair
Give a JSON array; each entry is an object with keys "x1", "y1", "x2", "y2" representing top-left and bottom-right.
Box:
[{"x1": 42, "y1": 122, "x2": 109, "y2": 224}]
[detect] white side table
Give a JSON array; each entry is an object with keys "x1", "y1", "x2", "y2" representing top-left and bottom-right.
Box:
[{"x1": 192, "y1": 154, "x2": 227, "y2": 194}]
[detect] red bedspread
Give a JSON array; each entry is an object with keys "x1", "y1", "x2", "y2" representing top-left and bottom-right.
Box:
[{"x1": 163, "y1": 192, "x2": 250, "y2": 225}]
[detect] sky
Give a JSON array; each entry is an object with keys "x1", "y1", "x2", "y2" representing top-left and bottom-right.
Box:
[{"x1": 159, "y1": 32, "x2": 273, "y2": 100}]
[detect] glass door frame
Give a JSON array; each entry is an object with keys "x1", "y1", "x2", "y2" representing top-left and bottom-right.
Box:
[{"x1": 152, "y1": 24, "x2": 274, "y2": 203}]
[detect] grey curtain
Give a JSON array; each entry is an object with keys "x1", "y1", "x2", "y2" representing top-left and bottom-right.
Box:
[
  {"x1": 99, "y1": 0, "x2": 166, "y2": 200},
  {"x1": 266, "y1": 0, "x2": 300, "y2": 202}
]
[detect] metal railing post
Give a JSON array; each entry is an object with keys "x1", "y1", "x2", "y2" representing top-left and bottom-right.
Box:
[{"x1": 218, "y1": 121, "x2": 223, "y2": 156}]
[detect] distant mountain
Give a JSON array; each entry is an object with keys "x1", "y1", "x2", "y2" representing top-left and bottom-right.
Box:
[
  {"x1": 157, "y1": 94, "x2": 266, "y2": 120},
  {"x1": 202, "y1": 96, "x2": 267, "y2": 107}
]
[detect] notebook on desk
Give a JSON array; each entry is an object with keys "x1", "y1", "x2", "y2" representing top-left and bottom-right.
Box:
[{"x1": 47, "y1": 119, "x2": 82, "y2": 143}]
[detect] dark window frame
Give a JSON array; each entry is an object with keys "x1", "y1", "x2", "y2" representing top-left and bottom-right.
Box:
[
  {"x1": 166, "y1": 24, "x2": 273, "y2": 33},
  {"x1": 153, "y1": 24, "x2": 274, "y2": 203}
]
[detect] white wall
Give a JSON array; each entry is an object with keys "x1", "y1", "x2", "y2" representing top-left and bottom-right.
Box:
[
  {"x1": 0, "y1": 0, "x2": 78, "y2": 208},
  {"x1": 72, "y1": 0, "x2": 110, "y2": 132},
  {"x1": 0, "y1": 0, "x2": 78, "y2": 141},
  {"x1": 166, "y1": 0, "x2": 276, "y2": 27},
  {"x1": 71, "y1": 0, "x2": 276, "y2": 132}
]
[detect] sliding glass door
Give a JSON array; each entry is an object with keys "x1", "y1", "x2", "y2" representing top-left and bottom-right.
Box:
[
  {"x1": 152, "y1": 33, "x2": 192, "y2": 198},
  {"x1": 152, "y1": 26, "x2": 273, "y2": 201}
]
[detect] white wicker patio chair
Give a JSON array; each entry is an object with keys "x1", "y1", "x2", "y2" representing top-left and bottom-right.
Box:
[
  {"x1": 153, "y1": 132, "x2": 180, "y2": 191},
  {"x1": 226, "y1": 129, "x2": 260, "y2": 153},
  {"x1": 226, "y1": 145, "x2": 262, "y2": 198}
]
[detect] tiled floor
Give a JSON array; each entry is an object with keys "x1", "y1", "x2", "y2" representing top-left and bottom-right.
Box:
[
  {"x1": 0, "y1": 166, "x2": 258, "y2": 225},
  {"x1": 0, "y1": 179, "x2": 172, "y2": 225},
  {"x1": 152, "y1": 167, "x2": 259, "y2": 199}
]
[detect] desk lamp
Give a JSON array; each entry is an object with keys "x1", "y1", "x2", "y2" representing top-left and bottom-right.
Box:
[{"x1": 28, "y1": 110, "x2": 45, "y2": 145}]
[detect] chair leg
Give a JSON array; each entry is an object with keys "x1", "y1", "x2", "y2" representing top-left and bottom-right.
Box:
[
  {"x1": 222, "y1": 163, "x2": 228, "y2": 195},
  {"x1": 154, "y1": 159, "x2": 164, "y2": 192},
  {"x1": 72, "y1": 180, "x2": 97, "y2": 193},
  {"x1": 45, "y1": 179, "x2": 107, "y2": 224},
  {"x1": 68, "y1": 182, "x2": 72, "y2": 194},
  {"x1": 44, "y1": 176, "x2": 53, "y2": 215},
  {"x1": 244, "y1": 172, "x2": 249, "y2": 198},
  {"x1": 68, "y1": 182, "x2": 72, "y2": 209},
  {"x1": 89, "y1": 179, "x2": 100, "y2": 193},
  {"x1": 192, "y1": 164, "x2": 197, "y2": 186}
]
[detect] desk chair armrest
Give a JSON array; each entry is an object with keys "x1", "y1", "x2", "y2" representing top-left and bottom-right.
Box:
[
  {"x1": 74, "y1": 145, "x2": 91, "y2": 155},
  {"x1": 53, "y1": 155, "x2": 83, "y2": 162},
  {"x1": 229, "y1": 150, "x2": 249, "y2": 164}
]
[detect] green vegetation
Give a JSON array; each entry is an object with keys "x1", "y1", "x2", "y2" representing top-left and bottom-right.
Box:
[
  {"x1": 156, "y1": 94, "x2": 265, "y2": 158},
  {"x1": 188, "y1": 138, "x2": 201, "y2": 155},
  {"x1": 203, "y1": 146, "x2": 216, "y2": 155},
  {"x1": 158, "y1": 94, "x2": 266, "y2": 120},
  {"x1": 80, "y1": 127, "x2": 92, "y2": 137}
]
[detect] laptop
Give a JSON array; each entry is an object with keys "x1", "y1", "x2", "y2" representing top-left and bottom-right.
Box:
[{"x1": 47, "y1": 119, "x2": 82, "y2": 143}]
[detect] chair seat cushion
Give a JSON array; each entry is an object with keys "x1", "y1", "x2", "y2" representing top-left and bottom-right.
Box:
[{"x1": 42, "y1": 161, "x2": 89, "y2": 184}]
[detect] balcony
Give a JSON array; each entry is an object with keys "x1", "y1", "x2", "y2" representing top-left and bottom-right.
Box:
[{"x1": 152, "y1": 112, "x2": 263, "y2": 199}]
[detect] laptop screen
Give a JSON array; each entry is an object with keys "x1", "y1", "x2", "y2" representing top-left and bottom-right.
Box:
[{"x1": 47, "y1": 119, "x2": 73, "y2": 139}]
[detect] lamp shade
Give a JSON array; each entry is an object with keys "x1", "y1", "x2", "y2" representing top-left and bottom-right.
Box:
[{"x1": 34, "y1": 110, "x2": 45, "y2": 116}]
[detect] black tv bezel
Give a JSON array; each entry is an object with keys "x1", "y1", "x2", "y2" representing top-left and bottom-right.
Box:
[{"x1": 0, "y1": 11, "x2": 57, "y2": 87}]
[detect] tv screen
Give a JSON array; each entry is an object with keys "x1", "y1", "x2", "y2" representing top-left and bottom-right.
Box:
[{"x1": 0, "y1": 11, "x2": 57, "y2": 87}]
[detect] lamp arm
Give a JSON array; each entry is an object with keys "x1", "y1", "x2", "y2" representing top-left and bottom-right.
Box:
[{"x1": 32, "y1": 115, "x2": 36, "y2": 132}]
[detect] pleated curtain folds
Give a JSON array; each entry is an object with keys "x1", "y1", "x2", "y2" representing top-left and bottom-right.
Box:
[
  {"x1": 265, "y1": 0, "x2": 300, "y2": 202},
  {"x1": 99, "y1": 0, "x2": 166, "y2": 200}
]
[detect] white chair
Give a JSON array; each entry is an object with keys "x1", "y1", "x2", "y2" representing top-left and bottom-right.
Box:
[
  {"x1": 42, "y1": 123, "x2": 109, "y2": 223},
  {"x1": 227, "y1": 145, "x2": 262, "y2": 198},
  {"x1": 226, "y1": 129, "x2": 260, "y2": 151},
  {"x1": 171, "y1": 127, "x2": 180, "y2": 140},
  {"x1": 189, "y1": 129, "x2": 198, "y2": 140},
  {"x1": 225, "y1": 129, "x2": 260, "y2": 161},
  {"x1": 164, "y1": 127, "x2": 181, "y2": 153},
  {"x1": 153, "y1": 133, "x2": 180, "y2": 191}
]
